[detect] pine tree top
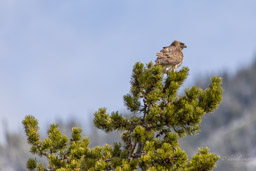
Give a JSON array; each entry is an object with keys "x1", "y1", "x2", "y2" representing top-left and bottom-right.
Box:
[{"x1": 23, "y1": 62, "x2": 223, "y2": 170}]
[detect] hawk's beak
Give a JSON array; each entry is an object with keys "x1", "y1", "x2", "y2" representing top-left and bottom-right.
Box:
[{"x1": 183, "y1": 44, "x2": 187, "y2": 48}]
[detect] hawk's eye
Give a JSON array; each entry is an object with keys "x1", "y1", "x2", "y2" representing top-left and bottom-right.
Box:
[{"x1": 180, "y1": 43, "x2": 184, "y2": 46}]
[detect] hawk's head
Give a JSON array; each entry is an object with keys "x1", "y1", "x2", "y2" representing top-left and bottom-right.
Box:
[{"x1": 171, "y1": 40, "x2": 187, "y2": 49}]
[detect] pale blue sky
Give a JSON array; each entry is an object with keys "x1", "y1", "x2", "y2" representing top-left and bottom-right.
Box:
[{"x1": 0, "y1": 0, "x2": 256, "y2": 139}]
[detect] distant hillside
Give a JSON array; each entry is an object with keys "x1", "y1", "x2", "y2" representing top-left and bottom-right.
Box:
[{"x1": 181, "y1": 58, "x2": 256, "y2": 171}]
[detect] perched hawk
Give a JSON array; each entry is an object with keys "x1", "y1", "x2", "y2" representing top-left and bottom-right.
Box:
[{"x1": 155, "y1": 40, "x2": 187, "y2": 73}]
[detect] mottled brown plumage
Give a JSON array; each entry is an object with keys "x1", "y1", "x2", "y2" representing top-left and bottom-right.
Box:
[{"x1": 155, "y1": 40, "x2": 187, "y2": 72}]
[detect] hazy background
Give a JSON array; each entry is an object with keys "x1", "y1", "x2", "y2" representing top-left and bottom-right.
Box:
[{"x1": 0, "y1": 0, "x2": 256, "y2": 170}]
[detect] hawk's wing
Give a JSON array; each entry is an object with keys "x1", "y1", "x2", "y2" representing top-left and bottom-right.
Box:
[{"x1": 155, "y1": 46, "x2": 183, "y2": 65}]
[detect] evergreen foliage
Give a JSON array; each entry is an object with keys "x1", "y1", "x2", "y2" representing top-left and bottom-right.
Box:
[{"x1": 23, "y1": 62, "x2": 223, "y2": 170}]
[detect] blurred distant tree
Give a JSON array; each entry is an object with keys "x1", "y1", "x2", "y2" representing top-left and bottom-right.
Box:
[{"x1": 23, "y1": 62, "x2": 223, "y2": 170}]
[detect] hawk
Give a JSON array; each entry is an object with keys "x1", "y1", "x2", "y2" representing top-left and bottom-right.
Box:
[{"x1": 155, "y1": 40, "x2": 187, "y2": 73}]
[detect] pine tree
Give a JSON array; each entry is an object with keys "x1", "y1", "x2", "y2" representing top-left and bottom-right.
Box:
[{"x1": 23, "y1": 62, "x2": 223, "y2": 170}]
